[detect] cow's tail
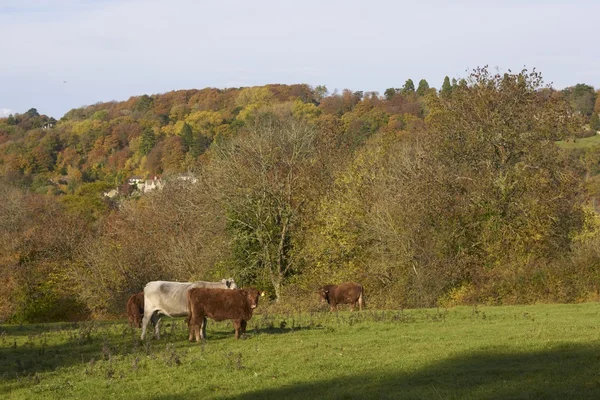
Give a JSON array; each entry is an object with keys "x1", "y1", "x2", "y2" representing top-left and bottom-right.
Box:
[
  {"x1": 186, "y1": 290, "x2": 196, "y2": 341},
  {"x1": 358, "y1": 286, "x2": 365, "y2": 311},
  {"x1": 186, "y1": 291, "x2": 194, "y2": 326}
]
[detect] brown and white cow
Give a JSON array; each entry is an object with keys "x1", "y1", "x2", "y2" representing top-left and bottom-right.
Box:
[
  {"x1": 318, "y1": 282, "x2": 365, "y2": 311},
  {"x1": 126, "y1": 292, "x2": 145, "y2": 328},
  {"x1": 187, "y1": 287, "x2": 262, "y2": 341},
  {"x1": 141, "y1": 278, "x2": 237, "y2": 340}
]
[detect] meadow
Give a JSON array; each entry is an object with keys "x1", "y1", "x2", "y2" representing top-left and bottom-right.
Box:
[
  {"x1": 556, "y1": 134, "x2": 600, "y2": 149},
  {"x1": 2, "y1": 303, "x2": 600, "y2": 399}
]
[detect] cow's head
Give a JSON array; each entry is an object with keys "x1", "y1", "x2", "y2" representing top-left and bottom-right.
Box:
[
  {"x1": 246, "y1": 288, "x2": 261, "y2": 309},
  {"x1": 222, "y1": 278, "x2": 237, "y2": 289},
  {"x1": 318, "y1": 286, "x2": 330, "y2": 303}
]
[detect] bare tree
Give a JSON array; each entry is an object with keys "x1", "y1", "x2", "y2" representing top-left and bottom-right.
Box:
[{"x1": 206, "y1": 111, "x2": 319, "y2": 301}]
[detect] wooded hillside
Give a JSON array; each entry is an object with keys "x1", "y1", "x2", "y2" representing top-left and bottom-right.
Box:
[{"x1": 1, "y1": 67, "x2": 600, "y2": 322}]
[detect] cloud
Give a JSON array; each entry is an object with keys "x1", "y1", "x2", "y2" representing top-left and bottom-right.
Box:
[{"x1": 0, "y1": 108, "x2": 14, "y2": 117}]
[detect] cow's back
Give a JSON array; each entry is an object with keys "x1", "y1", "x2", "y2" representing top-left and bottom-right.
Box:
[
  {"x1": 144, "y1": 279, "x2": 236, "y2": 318},
  {"x1": 144, "y1": 281, "x2": 193, "y2": 317},
  {"x1": 333, "y1": 282, "x2": 362, "y2": 303},
  {"x1": 189, "y1": 288, "x2": 251, "y2": 321}
]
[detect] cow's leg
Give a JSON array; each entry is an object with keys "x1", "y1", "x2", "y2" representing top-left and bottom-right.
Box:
[
  {"x1": 198, "y1": 314, "x2": 207, "y2": 341},
  {"x1": 152, "y1": 312, "x2": 162, "y2": 340},
  {"x1": 233, "y1": 320, "x2": 241, "y2": 339},
  {"x1": 240, "y1": 320, "x2": 247, "y2": 336},
  {"x1": 188, "y1": 314, "x2": 198, "y2": 342},
  {"x1": 200, "y1": 316, "x2": 207, "y2": 340},
  {"x1": 140, "y1": 308, "x2": 155, "y2": 340}
]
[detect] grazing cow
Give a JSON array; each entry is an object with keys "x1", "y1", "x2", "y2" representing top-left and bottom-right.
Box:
[
  {"x1": 126, "y1": 292, "x2": 144, "y2": 328},
  {"x1": 318, "y1": 282, "x2": 365, "y2": 311},
  {"x1": 140, "y1": 278, "x2": 237, "y2": 340},
  {"x1": 187, "y1": 287, "x2": 262, "y2": 341}
]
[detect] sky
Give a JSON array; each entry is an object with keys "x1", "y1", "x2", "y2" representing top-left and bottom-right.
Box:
[{"x1": 1, "y1": 0, "x2": 599, "y2": 118}]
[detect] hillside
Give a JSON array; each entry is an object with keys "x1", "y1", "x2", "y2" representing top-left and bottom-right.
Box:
[{"x1": 1, "y1": 69, "x2": 600, "y2": 323}]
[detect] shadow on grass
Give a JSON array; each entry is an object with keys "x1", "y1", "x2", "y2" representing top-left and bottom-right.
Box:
[
  {"x1": 0, "y1": 321, "x2": 91, "y2": 337},
  {"x1": 159, "y1": 343, "x2": 600, "y2": 400}
]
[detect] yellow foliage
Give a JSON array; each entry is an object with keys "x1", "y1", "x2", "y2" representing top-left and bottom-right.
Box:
[
  {"x1": 573, "y1": 206, "x2": 600, "y2": 242},
  {"x1": 235, "y1": 87, "x2": 274, "y2": 108},
  {"x1": 437, "y1": 283, "x2": 477, "y2": 307},
  {"x1": 185, "y1": 110, "x2": 224, "y2": 133},
  {"x1": 292, "y1": 99, "x2": 320, "y2": 123},
  {"x1": 160, "y1": 120, "x2": 186, "y2": 136},
  {"x1": 70, "y1": 119, "x2": 106, "y2": 136},
  {"x1": 237, "y1": 103, "x2": 262, "y2": 123},
  {"x1": 169, "y1": 104, "x2": 188, "y2": 120}
]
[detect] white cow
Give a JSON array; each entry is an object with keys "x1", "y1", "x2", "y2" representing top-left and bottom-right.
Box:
[{"x1": 141, "y1": 278, "x2": 237, "y2": 340}]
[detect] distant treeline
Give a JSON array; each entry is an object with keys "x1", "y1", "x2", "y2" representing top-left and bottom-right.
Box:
[{"x1": 1, "y1": 67, "x2": 600, "y2": 322}]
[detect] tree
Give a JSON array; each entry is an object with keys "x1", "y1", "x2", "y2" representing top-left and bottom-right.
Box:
[
  {"x1": 402, "y1": 79, "x2": 415, "y2": 95},
  {"x1": 190, "y1": 132, "x2": 211, "y2": 158},
  {"x1": 162, "y1": 136, "x2": 185, "y2": 172},
  {"x1": 134, "y1": 95, "x2": 153, "y2": 113},
  {"x1": 309, "y1": 67, "x2": 586, "y2": 307},
  {"x1": 139, "y1": 127, "x2": 156, "y2": 155},
  {"x1": 440, "y1": 76, "x2": 452, "y2": 98},
  {"x1": 384, "y1": 88, "x2": 400, "y2": 100},
  {"x1": 313, "y1": 85, "x2": 328, "y2": 103},
  {"x1": 421, "y1": 67, "x2": 585, "y2": 298},
  {"x1": 416, "y1": 79, "x2": 430, "y2": 96},
  {"x1": 206, "y1": 112, "x2": 321, "y2": 301},
  {"x1": 25, "y1": 108, "x2": 40, "y2": 118},
  {"x1": 179, "y1": 122, "x2": 193, "y2": 152},
  {"x1": 562, "y1": 84, "x2": 596, "y2": 117},
  {"x1": 591, "y1": 113, "x2": 600, "y2": 131}
]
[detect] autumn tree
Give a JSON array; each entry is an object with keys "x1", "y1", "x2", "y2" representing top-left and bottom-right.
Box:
[
  {"x1": 206, "y1": 111, "x2": 321, "y2": 300},
  {"x1": 440, "y1": 76, "x2": 453, "y2": 98},
  {"x1": 72, "y1": 179, "x2": 229, "y2": 315},
  {"x1": 384, "y1": 88, "x2": 400, "y2": 100},
  {"x1": 0, "y1": 182, "x2": 90, "y2": 321},
  {"x1": 416, "y1": 79, "x2": 430, "y2": 96},
  {"x1": 179, "y1": 122, "x2": 193, "y2": 151},
  {"x1": 313, "y1": 85, "x2": 328, "y2": 103},
  {"x1": 139, "y1": 127, "x2": 156, "y2": 155},
  {"x1": 402, "y1": 79, "x2": 415, "y2": 95},
  {"x1": 590, "y1": 113, "x2": 600, "y2": 131},
  {"x1": 307, "y1": 67, "x2": 586, "y2": 307},
  {"x1": 420, "y1": 67, "x2": 585, "y2": 301},
  {"x1": 562, "y1": 84, "x2": 597, "y2": 116}
]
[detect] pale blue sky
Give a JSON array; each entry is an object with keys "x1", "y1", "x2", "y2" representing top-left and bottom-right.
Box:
[{"x1": 1, "y1": 0, "x2": 599, "y2": 118}]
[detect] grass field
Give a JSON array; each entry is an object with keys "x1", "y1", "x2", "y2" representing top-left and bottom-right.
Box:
[
  {"x1": 2, "y1": 303, "x2": 600, "y2": 399},
  {"x1": 556, "y1": 134, "x2": 600, "y2": 149}
]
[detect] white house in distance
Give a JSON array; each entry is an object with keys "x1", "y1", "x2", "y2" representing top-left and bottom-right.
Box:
[
  {"x1": 104, "y1": 173, "x2": 196, "y2": 199},
  {"x1": 126, "y1": 175, "x2": 163, "y2": 193},
  {"x1": 142, "y1": 176, "x2": 163, "y2": 192}
]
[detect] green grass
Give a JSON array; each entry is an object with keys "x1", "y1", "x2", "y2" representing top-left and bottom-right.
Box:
[
  {"x1": 556, "y1": 134, "x2": 600, "y2": 149},
  {"x1": 2, "y1": 303, "x2": 600, "y2": 399}
]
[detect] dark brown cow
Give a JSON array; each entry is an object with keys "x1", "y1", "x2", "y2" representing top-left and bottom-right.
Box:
[
  {"x1": 318, "y1": 282, "x2": 365, "y2": 311},
  {"x1": 126, "y1": 292, "x2": 144, "y2": 328},
  {"x1": 187, "y1": 288, "x2": 262, "y2": 341}
]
